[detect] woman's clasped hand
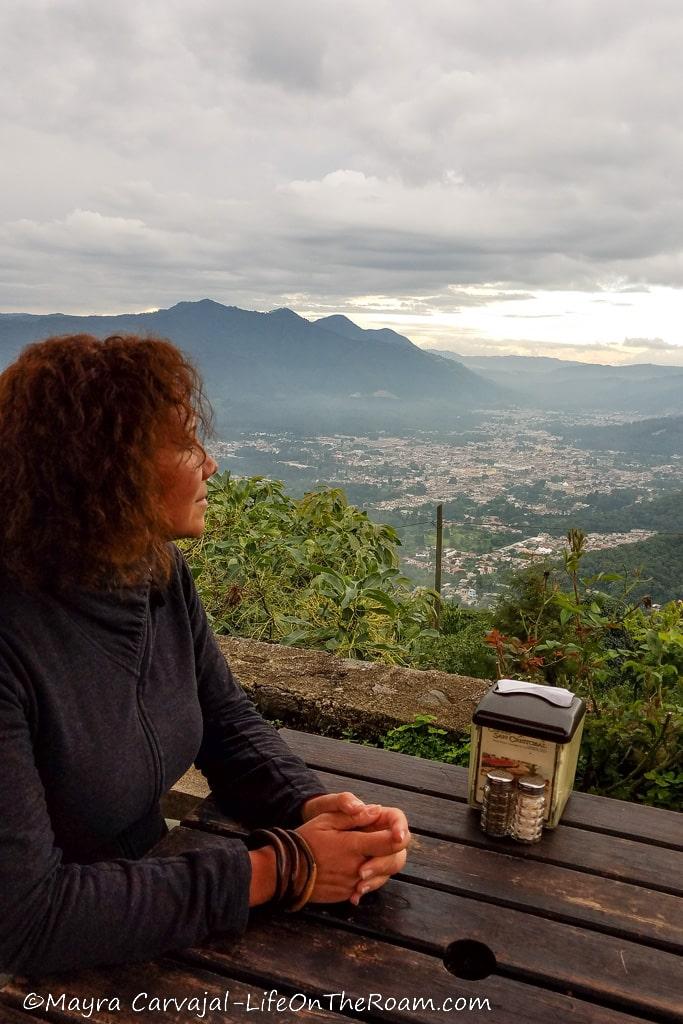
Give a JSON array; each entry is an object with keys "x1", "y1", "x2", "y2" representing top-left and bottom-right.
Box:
[
  {"x1": 298, "y1": 791, "x2": 410, "y2": 905},
  {"x1": 248, "y1": 791, "x2": 410, "y2": 910}
]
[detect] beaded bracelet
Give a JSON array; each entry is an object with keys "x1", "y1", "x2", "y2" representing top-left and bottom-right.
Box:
[{"x1": 248, "y1": 828, "x2": 317, "y2": 911}]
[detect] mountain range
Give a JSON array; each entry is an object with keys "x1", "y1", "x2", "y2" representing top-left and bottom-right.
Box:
[
  {"x1": 0, "y1": 300, "x2": 493, "y2": 432},
  {"x1": 429, "y1": 350, "x2": 683, "y2": 415},
  {"x1": 1, "y1": 300, "x2": 682, "y2": 431}
]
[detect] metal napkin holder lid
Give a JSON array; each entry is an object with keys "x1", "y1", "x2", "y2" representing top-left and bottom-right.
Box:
[{"x1": 472, "y1": 679, "x2": 586, "y2": 743}]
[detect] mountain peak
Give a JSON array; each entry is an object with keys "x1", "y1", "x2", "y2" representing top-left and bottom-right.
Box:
[
  {"x1": 321, "y1": 314, "x2": 359, "y2": 328},
  {"x1": 316, "y1": 314, "x2": 364, "y2": 339},
  {"x1": 317, "y1": 315, "x2": 415, "y2": 349},
  {"x1": 169, "y1": 298, "x2": 229, "y2": 312},
  {"x1": 268, "y1": 307, "x2": 305, "y2": 321}
]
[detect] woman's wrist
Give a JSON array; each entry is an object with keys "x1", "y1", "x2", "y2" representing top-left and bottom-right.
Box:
[
  {"x1": 247, "y1": 829, "x2": 318, "y2": 911},
  {"x1": 248, "y1": 845, "x2": 278, "y2": 907}
]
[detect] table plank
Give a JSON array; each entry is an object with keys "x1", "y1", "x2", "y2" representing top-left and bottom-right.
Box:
[
  {"x1": 179, "y1": 915, "x2": 661, "y2": 1024},
  {"x1": 178, "y1": 807, "x2": 682, "y2": 949},
  {"x1": 0, "y1": 1004, "x2": 50, "y2": 1023},
  {"x1": 280, "y1": 729, "x2": 683, "y2": 850},
  {"x1": 178, "y1": 806, "x2": 683, "y2": 950},
  {"x1": 314, "y1": 770, "x2": 683, "y2": 895},
  {"x1": 1, "y1": 959, "x2": 356, "y2": 1023}
]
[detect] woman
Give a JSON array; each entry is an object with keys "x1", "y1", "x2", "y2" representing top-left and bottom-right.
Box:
[{"x1": 0, "y1": 333, "x2": 409, "y2": 978}]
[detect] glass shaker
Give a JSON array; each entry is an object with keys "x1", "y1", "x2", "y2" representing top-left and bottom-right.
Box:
[
  {"x1": 480, "y1": 769, "x2": 516, "y2": 837},
  {"x1": 511, "y1": 774, "x2": 547, "y2": 843}
]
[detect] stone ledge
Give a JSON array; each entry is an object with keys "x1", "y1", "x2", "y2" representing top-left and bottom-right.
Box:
[
  {"x1": 165, "y1": 637, "x2": 490, "y2": 812},
  {"x1": 216, "y1": 636, "x2": 489, "y2": 737}
]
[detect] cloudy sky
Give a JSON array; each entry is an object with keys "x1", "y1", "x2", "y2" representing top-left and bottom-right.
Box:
[{"x1": 2, "y1": 0, "x2": 683, "y2": 364}]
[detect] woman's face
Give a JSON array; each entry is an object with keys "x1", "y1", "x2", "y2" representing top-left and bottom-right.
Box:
[{"x1": 156, "y1": 436, "x2": 218, "y2": 539}]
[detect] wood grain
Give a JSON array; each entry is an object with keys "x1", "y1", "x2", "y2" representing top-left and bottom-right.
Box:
[
  {"x1": 0, "y1": 1002, "x2": 51, "y2": 1022},
  {"x1": 309, "y1": 879, "x2": 683, "y2": 1019},
  {"x1": 178, "y1": 914, "x2": 662, "y2": 1024},
  {"x1": 403, "y1": 833, "x2": 683, "y2": 950}
]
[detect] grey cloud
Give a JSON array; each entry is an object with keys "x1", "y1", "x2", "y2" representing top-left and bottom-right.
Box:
[{"x1": 1, "y1": 0, "x2": 683, "y2": 332}]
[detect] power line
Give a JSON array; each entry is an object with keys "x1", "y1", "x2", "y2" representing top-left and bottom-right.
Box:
[{"x1": 392, "y1": 516, "x2": 436, "y2": 527}]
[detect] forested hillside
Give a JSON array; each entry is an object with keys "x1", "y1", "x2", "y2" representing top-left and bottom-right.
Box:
[
  {"x1": 555, "y1": 415, "x2": 683, "y2": 458},
  {"x1": 434, "y1": 487, "x2": 683, "y2": 538},
  {"x1": 582, "y1": 534, "x2": 683, "y2": 604}
]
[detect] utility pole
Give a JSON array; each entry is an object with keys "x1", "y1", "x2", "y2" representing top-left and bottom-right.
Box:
[{"x1": 435, "y1": 503, "x2": 443, "y2": 596}]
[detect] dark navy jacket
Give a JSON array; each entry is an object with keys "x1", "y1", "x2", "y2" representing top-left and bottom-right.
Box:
[{"x1": 0, "y1": 546, "x2": 323, "y2": 977}]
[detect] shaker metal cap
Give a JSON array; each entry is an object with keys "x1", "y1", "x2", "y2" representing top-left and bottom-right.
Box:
[
  {"x1": 485, "y1": 769, "x2": 515, "y2": 787},
  {"x1": 517, "y1": 774, "x2": 547, "y2": 793}
]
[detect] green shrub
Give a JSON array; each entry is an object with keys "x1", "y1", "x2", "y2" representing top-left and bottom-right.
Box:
[
  {"x1": 380, "y1": 714, "x2": 470, "y2": 765},
  {"x1": 410, "y1": 601, "x2": 495, "y2": 678},
  {"x1": 181, "y1": 472, "x2": 439, "y2": 664},
  {"x1": 486, "y1": 529, "x2": 683, "y2": 809},
  {"x1": 577, "y1": 689, "x2": 683, "y2": 809},
  {"x1": 413, "y1": 625, "x2": 496, "y2": 679}
]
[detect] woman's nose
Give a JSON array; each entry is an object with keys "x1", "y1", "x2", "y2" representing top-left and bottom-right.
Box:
[{"x1": 203, "y1": 453, "x2": 218, "y2": 479}]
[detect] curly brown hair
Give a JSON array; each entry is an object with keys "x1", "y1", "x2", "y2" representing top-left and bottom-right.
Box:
[{"x1": 0, "y1": 333, "x2": 213, "y2": 591}]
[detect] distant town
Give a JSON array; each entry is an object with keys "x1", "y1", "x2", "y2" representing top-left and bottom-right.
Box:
[{"x1": 208, "y1": 409, "x2": 682, "y2": 607}]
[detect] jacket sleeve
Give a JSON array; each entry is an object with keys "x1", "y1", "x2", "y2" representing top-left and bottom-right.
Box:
[
  {"x1": 176, "y1": 549, "x2": 327, "y2": 827},
  {"x1": 0, "y1": 642, "x2": 252, "y2": 979}
]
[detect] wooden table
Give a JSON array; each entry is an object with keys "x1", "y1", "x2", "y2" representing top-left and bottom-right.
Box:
[{"x1": 2, "y1": 728, "x2": 682, "y2": 1023}]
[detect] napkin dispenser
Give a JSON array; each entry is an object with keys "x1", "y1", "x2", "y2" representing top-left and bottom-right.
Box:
[{"x1": 467, "y1": 680, "x2": 586, "y2": 828}]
